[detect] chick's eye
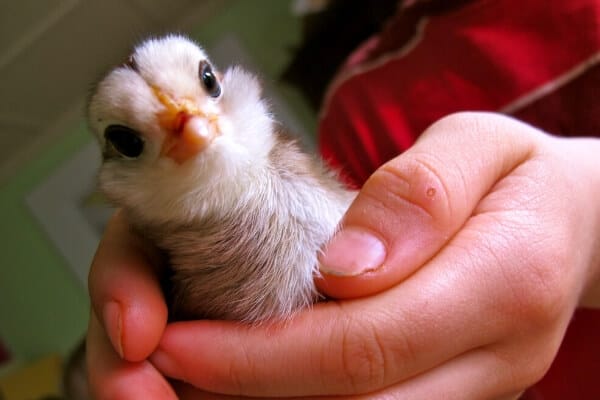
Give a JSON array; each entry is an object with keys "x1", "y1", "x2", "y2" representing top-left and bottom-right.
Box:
[
  {"x1": 199, "y1": 61, "x2": 221, "y2": 98},
  {"x1": 104, "y1": 125, "x2": 144, "y2": 158}
]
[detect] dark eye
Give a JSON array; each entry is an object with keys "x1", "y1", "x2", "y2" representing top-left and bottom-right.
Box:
[
  {"x1": 199, "y1": 61, "x2": 221, "y2": 98},
  {"x1": 104, "y1": 125, "x2": 144, "y2": 158}
]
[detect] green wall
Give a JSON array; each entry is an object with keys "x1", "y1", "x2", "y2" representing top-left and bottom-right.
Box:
[
  {"x1": 0, "y1": 126, "x2": 91, "y2": 362},
  {"x1": 0, "y1": 0, "x2": 313, "y2": 363}
]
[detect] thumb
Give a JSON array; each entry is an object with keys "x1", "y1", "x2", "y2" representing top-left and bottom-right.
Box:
[{"x1": 317, "y1": 112, "x2": 539, "y2": 298}]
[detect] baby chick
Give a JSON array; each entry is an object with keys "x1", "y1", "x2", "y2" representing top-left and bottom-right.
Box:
[{"x1": 87, "y1": 35, "x2": 355, "y2": 322}]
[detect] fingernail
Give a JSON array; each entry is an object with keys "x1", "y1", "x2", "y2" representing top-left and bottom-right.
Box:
[
  {"x1": 103, "y1": 301, "x2": 124, "y2": 358},
  {"x1": 319, "y1": 228, "x2": 386, "y2": 276},
  {"x1": 151, "y1": 349, "x2": 183, "y2": 379}
]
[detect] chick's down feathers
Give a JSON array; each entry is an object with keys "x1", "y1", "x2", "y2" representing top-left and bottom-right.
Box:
[{"x1": 88, "y1": 35, "x2": 355, "y2": 322}]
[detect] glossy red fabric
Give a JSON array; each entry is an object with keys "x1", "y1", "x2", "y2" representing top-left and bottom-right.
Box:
[
  {"x1": 320, "y1": 0, "x2": 600, "y2": 185},
  {"x1": 318, "y1": 0, "x2": 600, "y2": 397}
]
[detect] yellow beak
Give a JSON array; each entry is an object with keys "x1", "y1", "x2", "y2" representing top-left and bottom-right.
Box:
[{"x1": 153, "y1": 86, "x2": 219, "y2": 164}]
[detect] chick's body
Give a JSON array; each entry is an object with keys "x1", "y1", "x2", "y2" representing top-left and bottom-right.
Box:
[
  {"x1": 146, "y1": 137, "x2": 352, "y2": 321},
  {"x1": 88, "y1": 35, "x2": 354, "y2": 322}
]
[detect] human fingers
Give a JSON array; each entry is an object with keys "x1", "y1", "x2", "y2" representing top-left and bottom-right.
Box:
[
  {"x1": 317, "y1": 112, "x2": 538, "y2": 298},
  {"x1": 87, "y1": 310, "x2": 178, "y2": 399},
  {"x1": 88, "y1": 210, "x2": 168, "y2": 361},
  {"x1": 151, "y1": 221, "x2": 546, "y2": 399},
  {"x1": 167, "y1": 350, "x2": 524, "y2": 400},
  {"x1": 151, "y1": 178, "x2": 574, "y2": 398},
  {"x1": 343, "y1": 347, "x2": 528, "y2": 400}
]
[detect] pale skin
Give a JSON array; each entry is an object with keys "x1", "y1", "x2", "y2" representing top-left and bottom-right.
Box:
[{"x1": 87, "y1": 112, "x2": 600, "y2": 399}]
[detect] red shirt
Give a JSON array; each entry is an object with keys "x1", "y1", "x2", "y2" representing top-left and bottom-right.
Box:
[{"x1": 318, "y1": 0, "x2": 600, "y2": 398}]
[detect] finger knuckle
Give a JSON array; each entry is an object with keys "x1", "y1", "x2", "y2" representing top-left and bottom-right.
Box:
[
  {"x1": 367, "y1": 152, "x2": 455, "y2": 225},
  {"x1": 218, "y1": 344, "x2": 266, "y2": 395},
  {"x1": 332, "y1": 316, "x2": 388, "y2": 393}
]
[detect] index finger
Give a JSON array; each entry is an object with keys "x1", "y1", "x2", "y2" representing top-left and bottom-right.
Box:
[{"x1": 88, "y1": 210, "x2": 168, "y2": 361}]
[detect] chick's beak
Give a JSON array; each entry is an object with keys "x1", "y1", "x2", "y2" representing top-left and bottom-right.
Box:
[{"x1": 154, "y1": 87, "x2": 220, "y2": 164}]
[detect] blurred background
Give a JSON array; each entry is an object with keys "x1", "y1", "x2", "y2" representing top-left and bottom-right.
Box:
[{"x1": 0, "y1": 0, "x2": 321, "y2": 397}]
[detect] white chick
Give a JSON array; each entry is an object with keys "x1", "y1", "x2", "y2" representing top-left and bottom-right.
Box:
[{"x1": 87, "y1": 35, "x2": 355, "y2": 322}]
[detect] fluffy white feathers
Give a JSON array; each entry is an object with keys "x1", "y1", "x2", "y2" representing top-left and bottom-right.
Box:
[
  {"x1": 88, "y1": 35, "x2": 354, "y2": 322},
  {"x1": 89, "y1": 36, "x2": 275, "y2": 225}
]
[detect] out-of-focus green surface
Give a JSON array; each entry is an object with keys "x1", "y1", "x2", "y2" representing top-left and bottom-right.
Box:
[{"x1": 0, "y1": 124, "x2": 90, "y2": 361}]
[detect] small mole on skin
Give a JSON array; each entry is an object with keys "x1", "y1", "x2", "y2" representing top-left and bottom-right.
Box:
[{"x1": 426, "y1": 187, "x2": 436, "y2": 197}]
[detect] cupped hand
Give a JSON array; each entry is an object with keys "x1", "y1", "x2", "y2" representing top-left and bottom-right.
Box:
[
  {"x1": 87, "y1": 112, "x2": 600, "y2": 399},
  {"x1": 86, "y1": 211, "x2": 177, "y2": 399}
]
